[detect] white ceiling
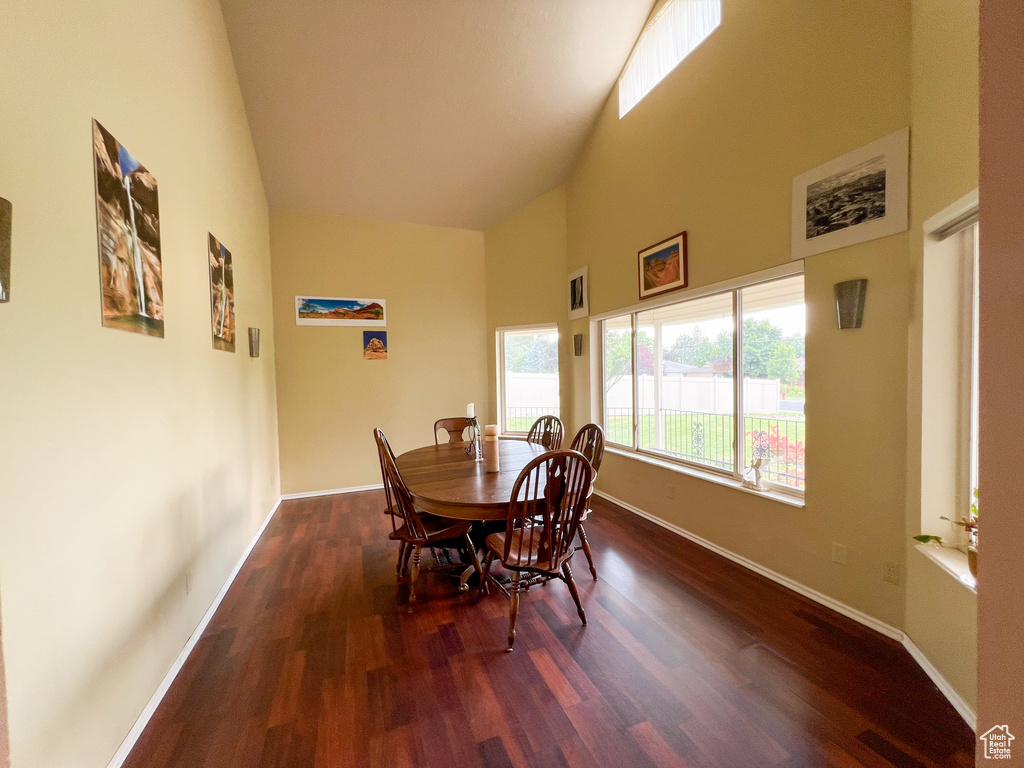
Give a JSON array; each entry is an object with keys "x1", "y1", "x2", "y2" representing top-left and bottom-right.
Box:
[{"x1": 219, "y1": 0, "x2": 655, "y2": 230}]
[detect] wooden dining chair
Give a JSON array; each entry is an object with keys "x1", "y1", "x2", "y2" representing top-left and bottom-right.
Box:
[
  {"x1": 570, "y1": 423, "x2": 606, "y2": 580},
  {"x1": 374, "y1": 428, "x2": 483, "y2": 611},
  {"x1": 434, "y1": 417, "x2": 474, "y2": 445},
  {"x1": 375, "y1": 428, "x2": 412, "y2": 576},
  {"x1": 478, "y1": 449, "x2": 594, "y2": 651},
  {"x1": 526, "y1": 415, "x2": 564, "y2": 450}
]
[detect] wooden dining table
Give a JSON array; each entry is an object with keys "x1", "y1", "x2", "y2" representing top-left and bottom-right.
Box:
[{"x1": 394, "y1": 438, "x2": 548, "y2": 521}]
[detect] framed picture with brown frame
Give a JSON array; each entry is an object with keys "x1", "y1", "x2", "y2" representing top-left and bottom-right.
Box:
[{"x1": 638, "y1": 231, "x2": 688, "y2": 300}]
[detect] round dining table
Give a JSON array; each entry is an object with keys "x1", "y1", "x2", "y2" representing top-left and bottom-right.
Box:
[{"x1": 395, "y1": 438, "x2": 548, "y2": 521}]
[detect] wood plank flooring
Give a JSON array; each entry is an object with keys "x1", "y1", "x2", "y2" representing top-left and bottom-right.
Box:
[{"x1": 124, "y1": 492, "x2": 975, "y2": 767}]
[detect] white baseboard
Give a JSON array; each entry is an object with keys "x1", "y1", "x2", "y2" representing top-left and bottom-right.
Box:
[
  {"x1": 106, "y1": 484, "x2": 974, "y2": 768},
  {"x1": 106, "y1": 496, "x2": 284, "y2": 768},
  {"x1": 901, "y1": 635, "x2": 977, "y2": 730},
  {"x1": 593, "y1": 489, "x2": 978, "y2": 730},
  {"x1": 106, "y1": 483, "x2": 385, "y2": 766},
  {"x1": 280, "y1": 483, "x2": 382, "y2": 500}
]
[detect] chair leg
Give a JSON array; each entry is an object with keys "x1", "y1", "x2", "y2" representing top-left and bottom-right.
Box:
[
  {"x1": 477, "y1": 550, "x2": 494, "y2": 601},
  {"x1": 396, "y1": 540, "x2": 408, "y2": 576},
  {"x1": 408, "y1": 546, "x2": 422, "y2": 613},
  {"x1": 459, "y1": 533, "x2": 483, "y2": 593},
  {"x1": 401, "y1": 540, "x2": 413, "y2": 577},
  {"x1": 562, "y1": 562, "x2": 587, "y2": 626},
  {"x1": 507, "y1": 571, "x2": 522, "y2": 652},
  {"x1": 578, "y1": 524, "x2": 597, "y2": 580}
]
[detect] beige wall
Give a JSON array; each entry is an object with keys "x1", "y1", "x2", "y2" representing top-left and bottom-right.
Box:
[
  {"x1": 271, "y1": 211, "x2": 488, "y2": 493},
  {"x1": 484, "y1": 187, "x2": 570, "y2": 429},
  {"x1": 566, "y1": 0, "x2": 912, "y2": 628},
  {"x1": 904, "y1": 0, "x2": 979, "y2": 712},
  {"x1": 0, "y1": 1, "x2": 280, "y2": 766},
  {"x1": 978, "y1": 0, "x2": 1024, "y2": 749},
  {"x1": 483, "y1": 0, "x2": 983, "y2": 717},
  {"x1": 0, "y1": 596, "x2": 8, "y2": 768}
]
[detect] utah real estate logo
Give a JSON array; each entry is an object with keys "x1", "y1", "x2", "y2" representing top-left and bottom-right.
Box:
[{"x1": 980, "y1": 725, "x2": 1014, "y2": 760}]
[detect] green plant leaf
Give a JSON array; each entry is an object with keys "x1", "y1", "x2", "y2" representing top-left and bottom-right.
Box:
[{"x1": 913, "y1": 535, "x2": 943, "y2": 544}]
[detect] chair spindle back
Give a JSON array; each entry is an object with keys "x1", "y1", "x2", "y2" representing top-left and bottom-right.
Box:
[
  {"x1": 570, "y1": 423, "x2": 606, "y2": 474},
  {"x1": 374, "y1": 428, "x2": 428, "y2": 541},
  {"x1": 504, "y1": 450, "x2": 593, "y2": 573},
  {"x1": 526, "y1": 415, "x2": 564, "y2": 450}
]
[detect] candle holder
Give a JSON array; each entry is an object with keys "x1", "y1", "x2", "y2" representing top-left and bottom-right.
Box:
[{"x1": 464, "y1": 417, "x2": 483, "y2": 461}]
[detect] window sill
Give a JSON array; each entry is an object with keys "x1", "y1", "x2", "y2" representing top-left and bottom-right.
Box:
[
  {"x1": 604, "y1": 446, "x2": 805, "y2": 508},
  {"x1": 914, "y1": 543, "x2": 977, "y2": 593}
]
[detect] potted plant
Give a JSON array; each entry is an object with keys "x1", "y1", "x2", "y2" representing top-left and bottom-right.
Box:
[{"x1": 913, "y1": 488, "x2": 979, "y2": 579}]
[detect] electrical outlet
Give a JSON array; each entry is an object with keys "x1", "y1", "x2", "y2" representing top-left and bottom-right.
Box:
[
  {"x1": 883, "y1": 562, "x2": 901, "y2": 585},
  {"x1": 666, "y1": 485, "x2": 675, "y2": 499},
  {"x1": 831, "y1": 543, "x2": 847, "y2": 565}
]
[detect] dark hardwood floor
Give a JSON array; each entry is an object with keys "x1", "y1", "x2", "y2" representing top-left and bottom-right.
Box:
[{"x1": 124, "y1": 492, "x2": 975, "y2": 767}]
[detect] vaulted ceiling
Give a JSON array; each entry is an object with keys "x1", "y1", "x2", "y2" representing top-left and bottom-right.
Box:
[{"x1": 219, "y1": 0, "x2": 654, "y2": 230}]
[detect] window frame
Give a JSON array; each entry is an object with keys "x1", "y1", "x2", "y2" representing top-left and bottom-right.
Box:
[
  {"x1": 496, "y1": 323, "x2": 561, "y2": 436},
  {"x1": 594, "y1": 262, "x2": 806, "y2": 497},
  {"x1": 918, "y1": 191, "x2": 980, "y2": 553}
]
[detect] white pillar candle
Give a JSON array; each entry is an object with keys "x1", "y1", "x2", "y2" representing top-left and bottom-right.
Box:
[{"x1": 466, "y1": 402, "x2": 475, "y2": 418}]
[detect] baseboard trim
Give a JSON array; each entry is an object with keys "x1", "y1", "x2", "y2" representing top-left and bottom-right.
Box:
[
  {"x1": 280, "y1": 484, "x2": 383, "y2": 500},
  {"x1": 594, "y1": 490, "x2": 903, "y2": 640},
  {"x1": 106, "y1": 496, "x2": 284, "y2": 768},
  {"x1": 593, "y1": 489, "x2": 977, "y2": 730},
  {"x1": 901, "y1": 635, "x2": 977, "y2": 730}
]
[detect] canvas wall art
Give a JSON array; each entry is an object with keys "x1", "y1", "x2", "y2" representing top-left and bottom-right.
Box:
[
  {"x1": 638, "y1": 232, "x2": 688, "y2": 300},
  {"x1": 0, "y1": 197, "x2": 11, "y2": 303},
  {"x1": 792, "y1": 127, "x2": 909, "y2": 259},
  {"x1": 295, "y1": 296, "x2": 386, "y2": 326},
  {"x1": 92, "y1": 119, "x2": 163, "y2": 336},
  {"x1": 363, "y1": 331, "x2": 388, "y2": 360},
  {"x1": 568, "y1": 266, "x2": 588, "y2": 320},
  {"x1": 208, "y1": 233, "x2": 235, "y2": 351}
]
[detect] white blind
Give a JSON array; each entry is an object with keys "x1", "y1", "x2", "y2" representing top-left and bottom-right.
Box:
[{"x1": 618, "y1": 0, "x2": 722, "y2": 118}]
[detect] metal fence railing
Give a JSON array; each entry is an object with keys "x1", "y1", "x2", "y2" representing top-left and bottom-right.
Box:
[
  {"x1": 744, "y1": 415, "x2": 805, "y2": 489},
  {"x1": 603, "y1": 407, "x2": 805, "y2": 489},
  {"x1": 505, "y1": 406, "x2": 560, "y2": 433}
]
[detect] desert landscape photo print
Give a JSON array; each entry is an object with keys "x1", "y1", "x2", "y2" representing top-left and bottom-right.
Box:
[
  {"x1": 638, "y1": 231, "x2": 687, "y2": 299},
  {"x1": 295, "y1": 296, "x2": 386, "y2": 326},
  {"x1": 363, "y1": 330, "x2": 387, "y2": 360},
  {"x1": 805, "y1": 154, "x2": 886, "y2": 239}
]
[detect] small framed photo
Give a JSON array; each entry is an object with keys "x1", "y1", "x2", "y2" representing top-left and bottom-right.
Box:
[
  {"x1": 568, "y1": 266, "x2": 588, "y2": 320},
  {"x1": 363, "y1": 330, "x2": 387, "y2": 360},
  {"x1": 792, "y1": 127, "x2": 909, "y2": 259},
  {"x1": 638, "y1": 232, "x2": 688, "y2": 300}
]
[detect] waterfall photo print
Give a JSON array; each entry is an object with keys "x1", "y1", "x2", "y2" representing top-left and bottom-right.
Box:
[
  {"x1": 208, "y1": 233, "x2": 235, "y2": 351},
  {"x1": 92, "y1": 119, "x2": 163, "y2": 337},
  {"x1": 0, "y1": 197, "x2": 10, "y2": 303}
]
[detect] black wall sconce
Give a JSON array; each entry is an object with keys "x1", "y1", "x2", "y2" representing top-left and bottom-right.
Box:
[
  {"x1": 834, "y1": 279, "x2": 868, "y2": 330},
  {"x1": 248, "y1": 327, "x2": 261, "y2": 357},
  {"x1": 573, "y1": 334, "x2": 584, "y2": 356}
]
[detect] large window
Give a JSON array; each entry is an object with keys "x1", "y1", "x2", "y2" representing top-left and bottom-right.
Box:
[
  {"x1": 498, "y1": 326, "x2": 560, "y2": 434},
  {"x1": 600, "y1": 273, "x2": 806, "y2": 493}
]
